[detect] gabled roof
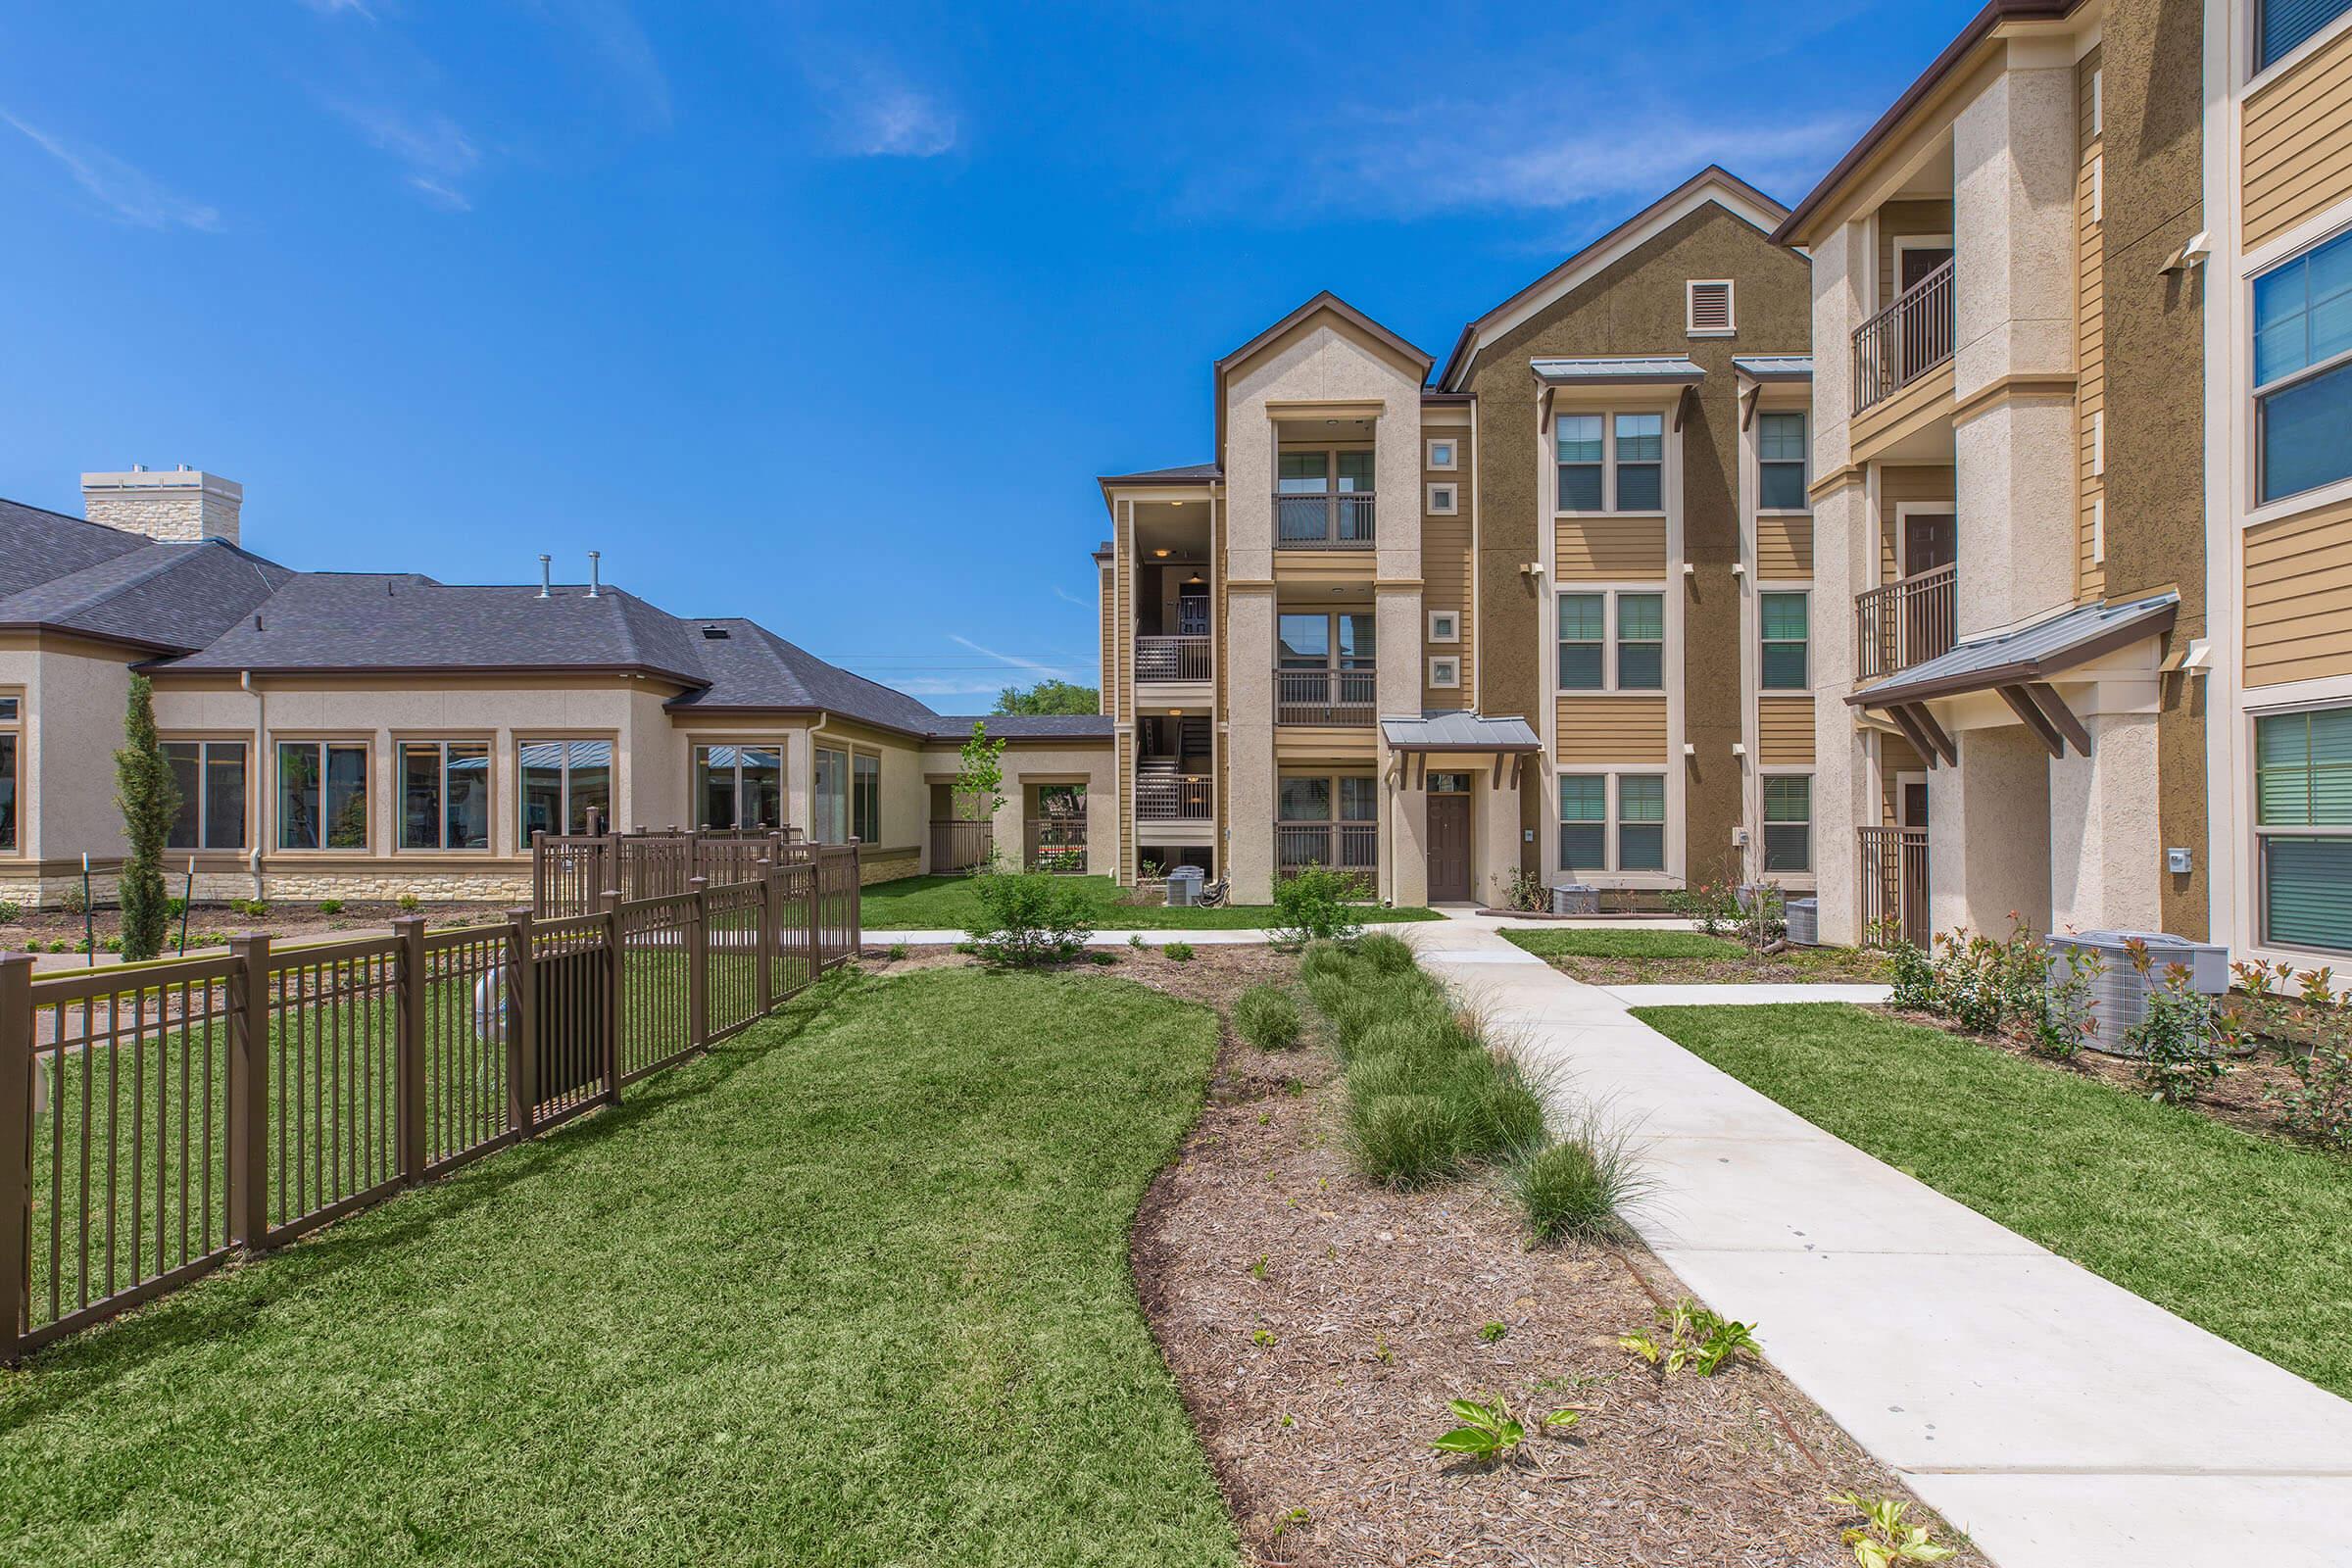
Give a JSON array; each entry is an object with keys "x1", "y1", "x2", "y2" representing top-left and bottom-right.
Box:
[
  {"x1": 1437, "y1": 167, "x2": 1790, "y2": 390},
  {"x1": 1848, "y1": 593, "x2": 2180, "y2": 708},
  {"x1": 0, "y1": 497, "x2": 151, "y2": 597},
  {"x1": 1532, "y1": 356, "x2": 1706, "y2": 386},
  {"x1": 1213, "y1": 290, "x2": 1433, "y2": 380},
  {"x1": 0, "y1": 506, "x2": 294, "y2": 653},
  {"x1": 672, "y1": 617, "x2": 949, "y2": 733}
]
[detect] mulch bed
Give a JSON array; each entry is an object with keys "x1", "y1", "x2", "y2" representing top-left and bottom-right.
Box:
[
  {"x1": 1113, "y1": 957, "x2": 1983, "y2": 1567},
  {"x1": 1542, "y1": 951, "x2": 1890, "y2": 987}
]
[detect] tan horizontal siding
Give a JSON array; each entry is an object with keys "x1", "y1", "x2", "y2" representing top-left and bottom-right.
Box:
[
  {"x1": 2078, "y1": 47, "x2": 2107, "y2": 603},
  {"x1": 1878, "y1": 466, "x2": 1955, "y2": 582},
  {"x1": 1424, "y1": 488, "x2": 1474, "y2": 705},
  {"x1": 1757, "y1": 697, "x2": 1815, "y2": 765},
  {"x1": 1556, "y1": 516, "x2": 1668, "y2": 579},
  {"x1": 1876, "y1": 200, "x2": 1954, "y2": 312},
  {"x1": 1555, "y1": 696, "x2": 1668, "y2": 764},
  {"x1": 1880, "y1": 732, "x2": 1925, "y2": 827},
  {"x1": 1755, "y1": 514, "x2": 1813, "y2": 579},
  {"x1": 2244, "y1": 25, "x2": 2352, "y2": 249},
  {"x1": 2245, "y1": 499, "x2": 2352, "y2": 686}
]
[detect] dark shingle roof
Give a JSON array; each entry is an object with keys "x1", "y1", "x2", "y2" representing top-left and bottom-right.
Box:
[
  {"x1": 0, "y1": 497, "x2": 150, "y2": 597},
  {"x1": 673, "y1": 619, "x2": 946, "y2": 732},
  {"x1": 0, "y1": 510, "x2": 293, "y2": 652},
  {"x1": 929, "y1": 713, "x2": 1113, "y2": 741}
]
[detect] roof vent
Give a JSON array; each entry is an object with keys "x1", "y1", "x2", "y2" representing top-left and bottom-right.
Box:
[
  {"x1": 587, "y1": 550, "x2": 602, "y2": 600},
  {"x1": 537, "y1": 554, "x2": 552, "y2": 600},
  {"x1": 701, "y1": 624, "x2": 731, "y2": 640}
]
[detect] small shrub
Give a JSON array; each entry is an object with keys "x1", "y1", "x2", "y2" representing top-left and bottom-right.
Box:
[
  {"x1": 227, "y1": 898, "x2": 269, "y2": 919},
  {"x1": 964, "y1": 869, "x2": 1096, "y2": 966},
  {"x1": 1127, "y1": 932, "x2": 1144, "y2": 949},
  {"x1": 2034, "y1": 941, "x2": 2105, "y2": 1057},
  {"x1": 1355, "y1": 931, "x2": 1416, "y2": 975},
  {"x1": 1478, "y1": 1321, "x2": 1508, "y2": 1344},
  {"x1": 0, "y1": 900, "x2": 20, "y2": 923},
  {"x1": 1088, "y1": 950, "x2": 1117, "y2": 965},
  {"x1": 2241, "y1": 962, "x2": 2352, "y2": 1149},
  {"x1": 1163, "y1": 941, "x2": 1195, "y2": 962},
  {"x1": 1495, "y1": 865, "x2": 1546, "y2": 914},
  {"x1": 1665, "y1": 878, "x2": 1740, "y2": 936},
  {"x1": 318, "y1": 899, "x2": 345, "y2": 916},
  {"x1": 886, "y1": 942, "x2": 908, "y2": 960},
  {"x1": 1885, "y1": 937, "x2": 1937, "y2": 1011},
  {"x1": 2126, "y1": 945, "x2": 2229, "y2": 1104},
  {"x1": 60, "y1": 888, "x2": 89, "y2": 916},
  {"x1": 1270, "y1": 865, "x2": 1368, "y2": 947},
  {"x1": 396, "y1": 892, "x2": 422, "y2": 913},
  {"x1": 1831, "y1": 1493, "x2": 1957, "y2": 1566},
  {"x1": 1235, "y1": 985, "x2": 1302, "y2": 1051}
]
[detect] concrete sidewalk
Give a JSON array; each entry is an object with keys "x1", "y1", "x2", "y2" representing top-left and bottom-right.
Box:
[
  {"x1": 878, "y1": 927, "x2": 1280, "y2": 948},
  {"x1": 1402, "y1": 918, "x2": 2352, "y2": 1568}
]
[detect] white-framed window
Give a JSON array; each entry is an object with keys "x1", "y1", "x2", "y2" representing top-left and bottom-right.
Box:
[
  {"x1": 1428, "y1": 655, "x2": 1461, "y2": 690},
  {"x1": 694, "y1": 743, "x2": 784, "y2": 831},
  {"x1": 1756, "y1": 410, "x2": 1808, "y2": 510},
  {"x1": 1759, "y1": 591, "x2": 1810, "y2": 690},
  {"x1": 2259, "y1": 0, "x2": 2352, "y2": 72},
  {"x1": 1761, "y1": 773, "x2": 1812, "y2": 873},
  {"x1": 2254, "y1": 704, "x2": 2352, "y2": 954},
  {"x1": 1426, "y1": 481, "x2": 1459, "y2": 515},
  {"x1": 853, "y1": 751, "x2": 881, "y2": 844},
  {"x1": 277, "y1": 740, "x2": 369, "y2": 852},
  {"x1": 1427, "y1": 609, "x2": 1459, "y2": 643},
  {"x1": 1687, "y1": 279, "x2": 1735, "y2": 336},
  {"x1": 1426, "y1": 436, "x2": 1458, "y2": 470},
  {"x1": 1558, "y1": 773, "x2": 1666, "y2": 873},
  {"x1": 813, "y1": 746, "x2": 850, "y2": 844},
  {"x1": 1556, "y1": 589, "x2": 1666, "y2": 692},
  {"x1": 1553, "y1": 410, "x2": 1669, "y2": 514},
  {"x1": 0, "y1": 690, "x2": 21, "y2": 854},
  {"x1": 396, "y1": 740, "x2": 491, "y2": 851},
  {"x1": 2253, "y1": 224, "x2": 2352, "y2": 505},
  {"x1": 518, "y1": 739, "x2": 612, "y2": 840}
]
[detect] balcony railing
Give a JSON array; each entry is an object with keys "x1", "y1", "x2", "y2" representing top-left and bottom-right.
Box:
[
  {"x1": 1135, "y1": 772, "x2": 1213, "y2": 820},
  {"x1": 1136, "y1": 634, "x2": 1211, "y2": 682},
  {"x1": 1275, "y1": 492, "x2": 1377, "y2": 549},
  {"x1": 1858, "y1": 825, "x2": 1930, "y2": 948},
  {"x1": 1852, "y1": 257, "x2": 1954, "y2": 413},
  {"x1": 1276, "y1": 821, "x2": 1379, "y2": 877},
  {"x1": 1855, "y1": 563, "x2": 1958, "y2": 681},
  {"x1": 1025, "y1": 816, "x2": 1087, "y2": 873},
  {"x1": 1275, "y1": 667, "x2": 1377, "y2": 726},
  {"x1": 929, "y1": 818, "x2": 994, "y2": 874}
]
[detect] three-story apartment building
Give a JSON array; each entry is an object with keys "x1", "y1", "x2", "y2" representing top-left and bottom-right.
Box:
[
  {"x1": 1097, "y1": 169, "x2": 1815, "y2": 906},
  {"x1": 1780, "y1": 0, "x2": 2352, "y2": 966}
]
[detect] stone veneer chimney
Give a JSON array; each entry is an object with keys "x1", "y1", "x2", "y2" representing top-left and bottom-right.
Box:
[{"x1": 81, "y1": 464, "x2": 243, "y2": 547}]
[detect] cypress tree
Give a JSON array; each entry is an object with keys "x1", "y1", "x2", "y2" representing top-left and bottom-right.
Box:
[{"x1": 115, "y1": 673, "x2": 180, "y2": 961}]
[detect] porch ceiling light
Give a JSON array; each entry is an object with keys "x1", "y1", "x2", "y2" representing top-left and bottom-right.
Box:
[
  {"x1": 1184, "y1": 571, "x2": 1204, "y2": 584},
  {"x1": 1153, "y1": 548, "x2": 1170, "y2": 557}
]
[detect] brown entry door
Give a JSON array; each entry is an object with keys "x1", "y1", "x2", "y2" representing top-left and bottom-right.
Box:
[{"x1": 1427, "y1": 795, "x2": 1472, "y2": 902}]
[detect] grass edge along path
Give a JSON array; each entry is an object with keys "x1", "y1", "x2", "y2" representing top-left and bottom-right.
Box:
[
  {"x1": 0, "y1": 967, "x2": 1241, "y2": 1568},
  {"x1": 1637, "y1": 1001, "x2": 2352, "y2": 1400},
  {"x1": 861, "y1": 873, "x2": 1440, "y2": 930}
]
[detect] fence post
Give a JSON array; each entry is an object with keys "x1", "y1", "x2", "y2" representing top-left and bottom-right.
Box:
[
  {"x1": 601, "y1": 888, "x2": 623, "y2": 1102},
  {"x1": 807, "y1": 855, "x2": 825, "y2": 974},
  {"x1": 0, "y1": 953, "x2": 33, "y2": 1365},
  {"x1": 687, "y1": 875, "x2": 710, "y2": 1048},
  {"x1": 755, "y1": 858, "x2": 776, "y2": 1014},
  {"x1": 227, "y1": 932, "x2": 270, "y2": 1250},
  {"x1": 392, "y1": 915, "x2": 428, "y2": 1184},
  {"x1": 848, "y1": 840, "x2": 863, "y2": 956},
  {"x1": 506, "y1": 908, "x2": 537, "y2": 1138}
]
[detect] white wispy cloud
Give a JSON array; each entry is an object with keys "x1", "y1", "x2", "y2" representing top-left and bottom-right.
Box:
[
  {"x1": 296, "y1": 0, "x2": 376, "y2": 18},
  {"x1": 525, "y1": 0, "x2": 671, "y2": 128},
  {"x1": 2, "y1": 112, "x2": 220, "y2": 230},
  {"x1": 887, "y1": 676, "x2": 1014, "y2": 699},
  {"x1": 948, "y1": 635, "x2": 1074, "y2": 680},
  {"x1": 808, "y1": 62, "x2": 957, "y2": 158},
  {"x1": 322, "y1": 99, "x2": 479, "y2": 209},
  {"x1": 1051, "y1": 584, "x2": 1091, "y2": 608}
]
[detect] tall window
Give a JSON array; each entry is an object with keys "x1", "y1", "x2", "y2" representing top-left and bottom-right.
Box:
[
  {"x1": 1763, "y1": 775, "x2": 1813, "y2": 873},
  {"x1": 1617, "y1": 776, "x2": 1666, "y2": 870},
  {"x1": 1760, "y1": 592, "x2": 1811, "y2": 690},
  {"x1": 1559, "y1": 776, "x2": 1606, "y2": 869},
  {"x1": 694, "y1": 744, "x2": 783, "y2": 830},
  {"x1": 1614, "y1": 414, "x2": 1664, "y2": 511},
  {"x1": 853, "y1": 753, "x2": 881, "y2": 844},
  {"x1": 1278, "y1": 612, "x2": 1374, "y2": 668},
  {"x1": 1278, "y1": 776, "x2": 1331, "y2": 821},
  {"x1": 2261, "y1": 0, "x2": 2352, "y2": 69},
  {"x1": 398, "y1": 742, "x2": 490, "y2": 851},
  {"x1": 165, "y1": 741, "x2": 249, "y2": 851},
  {"x1": 277, "y1": 742, "x2": 368, "y2": 851},
  {"x1": 2254, "y1": 226, "x2": 2352, "y2": 504},
  {"x1": 812, "y1": 746, "x2": 849, "y2": 843},
  {"x1": 518, "y1": 740, "x2": 612, "y2": 839},
  {"x1": 2256, "y1": 707, "x2": 2352, "y2": 953},
  {"x1": 1558, "y1": 594, "x2": 1605, "y2": 690},
  {"x1": 0, "y1": 693, "x2": 21, "y2": 853},
  {"x1": 1757, "y1": 412, "x2": 1808, "y2": 509},
  {"x1": 1556, "y1": 416, "x2": 1604, "y2": 511},
  {"x1": 1616, "y1": 593, "x2": 1664, "y2": 690}
]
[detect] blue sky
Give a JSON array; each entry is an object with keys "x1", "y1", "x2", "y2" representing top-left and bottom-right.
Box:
[{"x1": 1, "y1": 1, "x2": 1979, "y2": 710}]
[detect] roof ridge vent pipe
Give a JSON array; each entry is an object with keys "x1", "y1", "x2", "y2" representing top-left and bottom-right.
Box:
[
  {"x1": 538, "y1": 554, "x2": 553, "y2": 599},
  {"x1": 587, "y1": 550, "x2": 602, "y2": 599}
]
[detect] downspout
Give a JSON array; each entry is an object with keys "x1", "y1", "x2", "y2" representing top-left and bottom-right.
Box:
[
  {"x1": 805, "y1": 711, "x2": 830, "y2": 844},
  {"x1": 241, "y1": 669, "x2": 264, "y2": 899}
]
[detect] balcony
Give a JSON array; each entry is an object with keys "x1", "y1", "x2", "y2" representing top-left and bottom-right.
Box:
[
  {"x1": 1135, "y1": 634, "x2": 1211, "y2": 682},
  {"x1": 1135, "y1": 772, "x2": 1212, "y2": 821},
  {"x1": 1852, "y1": 257, "x2": 1954, "y2": 414},
  {"x1": 1857, "y1": 825, "x2": 1930, "y2": 947},
  {"x1": 1276, "y1": 821, "x2": 1378, "y2": 878},
  {"x1": 1275, "y1": 492, "x2": 1377, "y2": 549},
  {"x1": 1275, "y1": 667, "x2": 1377, "y2": 726},
  {"x1": 1855, "y1": 564, "x2": 1957, "y2": 681}
]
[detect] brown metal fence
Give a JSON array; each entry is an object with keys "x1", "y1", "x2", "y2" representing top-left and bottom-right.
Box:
[
  {"x1": 0, "y1": 843, "x2": 861, "y2": 1361},
  {"x1": 529, "y1": 826, "x2": 813, "y2": 918}
]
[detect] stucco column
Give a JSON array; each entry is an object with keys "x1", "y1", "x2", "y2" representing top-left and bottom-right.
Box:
[
  {"x1": 1929, "y1": 725, "x2": 2052, "y2": 938},
  {"x1": 1953, "y1": 394, "x2": 2079, "y2": 634},
  {"x1": 2048, "y1": 691, "x2": 2162, "y2": 933},
  {"x1": 1387, "y1": 766, "x2": 1429, "y2": 907},
  {"x1": 1811, "y1": 480, "x2": 1875, "y2": 946},
  {"x1": 1226, "y1": 588, "x2": 1277, "y2": 904},
  {"x1": 1479, "y1": 772, "x2": 1524, "y2": 909}
]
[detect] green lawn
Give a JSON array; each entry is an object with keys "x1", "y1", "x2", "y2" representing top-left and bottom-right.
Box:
[
  {"x1": 1500, "y1": 928, "x2": 1741, "y2": 960},
  {"x1": 1637, "y1": 1003, "x2": 2352, "y2": 1399},
  {"x1": 2, "y1": 969, "x2": 1240, "y2": 1568},
  {"x1": 861, "y1": 873, "x2": 1441, "y2": 930}
]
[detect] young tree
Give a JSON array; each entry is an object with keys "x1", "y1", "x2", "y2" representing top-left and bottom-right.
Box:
[
  {"x1": 993, "y1": 679, "x2": 1100, "y2": 715},
  {"x1": 955, "y1": 720, "x2": 1008, "y2": 873},
  {"x1": 114, "y1": 673, "x2": 180, "y2": 960}
]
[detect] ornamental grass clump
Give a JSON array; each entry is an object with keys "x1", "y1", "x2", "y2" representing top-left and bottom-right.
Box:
[
  {"x1": 1233, "y1": 984, "x2": 1302, "y2": 1051},
  {"x1": 1506, "y1": 1104, "x2": 1653, "y2": 1244},
  {"x1": 1354, "y1": 931, "x2": 1418, "y2": 975}
]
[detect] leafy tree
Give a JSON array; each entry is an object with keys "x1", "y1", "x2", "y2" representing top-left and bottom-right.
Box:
[
  {"x1": 993, "y1": 679, "x2": 1099, "y2": 715},
  {"x1": 956, "y1": 720, "x2": 1007, "y2": 823},
  {"x1": 114, "y1": 673, "x2": 180, "y2": 960}
]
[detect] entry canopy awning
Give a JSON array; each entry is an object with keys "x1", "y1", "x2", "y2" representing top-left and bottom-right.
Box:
[
  {"x1": 1847, "y1": 592, "x2": 2179, "y2": 766},
  {"x1": 1531, "y1": 356, "x2": 1705, "y2": 386},
  {"x1": 1732, "y1": 355, "x2": 1814, "y2": 382},
  {"x1": 1383, "y1": 711, "x2": 1541, "y2": 791}
]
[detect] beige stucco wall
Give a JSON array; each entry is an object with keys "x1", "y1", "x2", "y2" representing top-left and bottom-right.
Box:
[
  {"x1": 919, "y1": 740, "x2": 1116, "y2": 877},
  {"x1": 0, "y1": 644, "x2": 135, "y2": 868}
]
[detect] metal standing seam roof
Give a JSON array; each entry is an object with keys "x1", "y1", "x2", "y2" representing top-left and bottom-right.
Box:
[
  {"x1": 1530, "y1": 356, "x2": 1706, "y2": 385},
  {"x1": 1848, "y1": 592, "x2": 2180, "y2": 707},
  {"x1": 1097, "y1": 462, "x2": 1221, "y2": 485},
  {"x1": 1732, "y1": 356, "x2": 1815, "y2": 381},
  {"x1": 1380, "y1": 711, "x2": 1542, "y2": 751}
]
